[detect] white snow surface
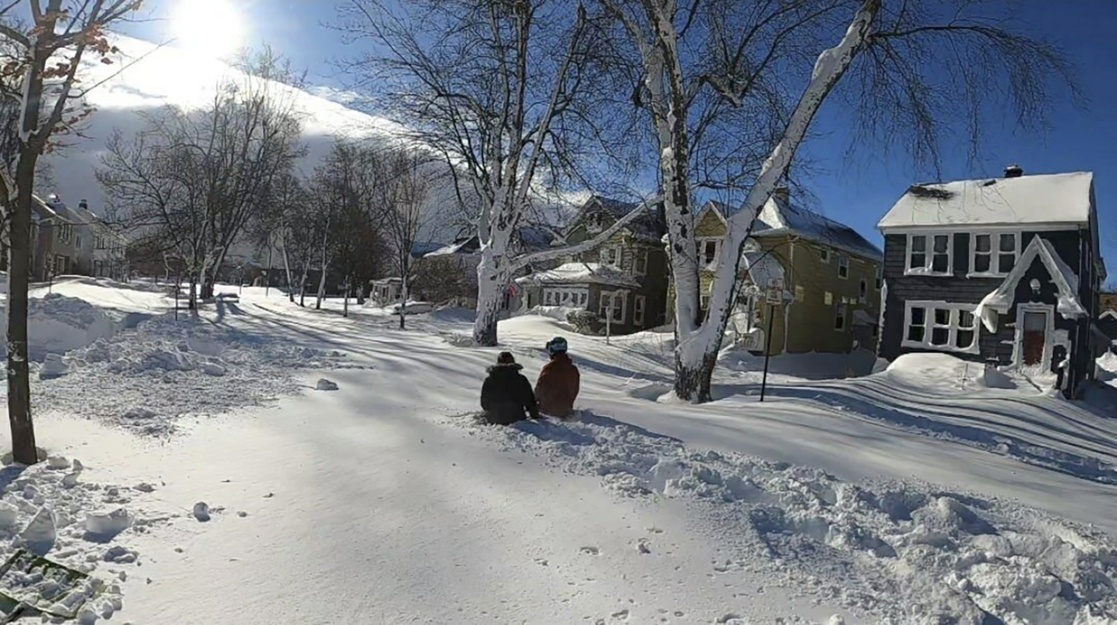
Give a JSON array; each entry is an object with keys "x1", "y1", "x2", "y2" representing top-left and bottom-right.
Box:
[
  {"x1": 1, "y1": 282, "x2": 1116, "y2": 624},
  {"x1": 879, "y1": 172, "x2": 1094, "y2": 229}
]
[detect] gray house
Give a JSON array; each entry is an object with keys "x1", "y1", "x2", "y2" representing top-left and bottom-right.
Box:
[{"x1": 877, "y1": 167, "x2": 1106, "y2": 398}]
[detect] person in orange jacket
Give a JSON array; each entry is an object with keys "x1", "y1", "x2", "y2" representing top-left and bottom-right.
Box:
[{"x1": 534, "y1": 337, "x2": 580, "y2": 419}]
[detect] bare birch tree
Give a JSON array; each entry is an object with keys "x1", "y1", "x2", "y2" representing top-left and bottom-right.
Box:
[
  {"x1": 337, "y1": 0, "x2": 652, "y2": 346},
  {"x1": 600, "y1": 0, "x2": 1078, "y2": 401},
  {"x1": 0, "y1": 0, "x2": 144, "y2": 464}
]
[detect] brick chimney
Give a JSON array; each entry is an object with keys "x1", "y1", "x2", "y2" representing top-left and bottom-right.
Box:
[{"x1": 1004, "y1": 164, "x2": 1023, "y2": 178}]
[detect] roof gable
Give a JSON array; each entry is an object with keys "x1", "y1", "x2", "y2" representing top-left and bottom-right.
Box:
[
  {"x1": 973, "y1": 236, "x2": 1086, "y2": 332},
  {"x1": 879, "y1": 171, "x2": 1094, "y2": 230}
]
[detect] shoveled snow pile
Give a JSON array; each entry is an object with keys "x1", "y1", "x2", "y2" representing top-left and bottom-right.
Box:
[
  {"x1": 0, "y1": 294, "x2": 115, "y2": 362},
  {"x1": 30, "y1": 312, "x2": 351, "y2": 436},
  {"x1": 456, "y1": 413, "x2": 1117, "y2": 624},
  {"x1": 884, "y1": 352, "x2": 1027, "y2": 394},
  {"x1": 0, "y1": 455, "x2": 165, "y2": 622}
]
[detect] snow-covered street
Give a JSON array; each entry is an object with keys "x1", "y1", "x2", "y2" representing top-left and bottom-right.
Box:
[{"x1": 2, "y1": 279, "x2": 1116, "y2": 624}]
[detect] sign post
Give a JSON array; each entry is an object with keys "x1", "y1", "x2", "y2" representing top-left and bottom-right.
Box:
[{"x1": 759, "y1": 278, "x2": 783, "y2": 402}]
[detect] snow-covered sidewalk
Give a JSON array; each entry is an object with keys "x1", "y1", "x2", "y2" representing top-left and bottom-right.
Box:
[{"x1": 1, "y1": 282, "x2": 1115, "y2": 623}]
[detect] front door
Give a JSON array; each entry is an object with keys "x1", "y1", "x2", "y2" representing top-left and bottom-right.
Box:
[{"x1": 1021, "y1": 310, "x2": 1048, "y2": 366}]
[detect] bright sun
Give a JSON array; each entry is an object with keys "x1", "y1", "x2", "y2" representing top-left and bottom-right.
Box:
[{"x1": 172, "y1": 0, "x2": 245, "y2": 59}]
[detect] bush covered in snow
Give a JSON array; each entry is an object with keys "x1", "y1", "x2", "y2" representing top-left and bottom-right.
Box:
[{"x1": 566, "y1": 309, "x2": 601, "y2": 335}]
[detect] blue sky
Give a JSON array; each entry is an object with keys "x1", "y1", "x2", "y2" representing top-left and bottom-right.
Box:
[{"x1": 120, "y1": 1, "x2": 1116, "y2": 278}]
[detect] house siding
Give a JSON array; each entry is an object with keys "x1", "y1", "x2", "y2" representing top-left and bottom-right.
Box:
[
  {"x1": 524, "y1": 204, "x2": 667, "y2": 335},
  {"x1": 668, "y1": 210, "x2": 881, "y2": 356},
  {"x1": 881, "y1": 227, "x2": 1102, "y2": 396}
]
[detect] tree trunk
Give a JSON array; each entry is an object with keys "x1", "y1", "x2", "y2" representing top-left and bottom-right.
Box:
[
  {"x1": 399, "y1": 273, "x2": 409, "y2": 330},
  {"x1": 188, "y1": 273, "x2": 198, "y2": 311},
  {"x1": 673, "y1": 347, "x2": 719, "y2": 403},
  {"x1": 472, "y1": 250, "x2": 507, "y2": 346},
  {"x1": 315, "y1": 261, "x2": 328, "y2": 310},
  {"x1": 281, "y1": 240, "x2": 295, "y2": 302},
  {"x1": 7, "y1": 159, "x2": 38, "y2": 465},
  {"x1": 343, "y1": 278, "x2": 350, "y2": 318}
]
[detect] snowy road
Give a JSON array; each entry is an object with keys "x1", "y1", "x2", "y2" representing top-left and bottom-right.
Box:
[{"x1": 6, "y1": 282, "x2": 1117, "y2": 624}]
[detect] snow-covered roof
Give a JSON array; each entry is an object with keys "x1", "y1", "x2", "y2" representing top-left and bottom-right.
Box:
[
  {"x1": 514, "y1": 262, "x2": 641, "y2": 289},
  {"x1": 878, "y1": 172, "x2": 1094, "y2": 230},
  {"x1": 424, "y1": 236, "x2": 481, "y2": 258},
  {"x1": 708, "y1": 198, "x2": 882, "y2": 261},
  {"x1": 973, "y1": 237, "x2": 1086, "y2": 332},
  {"x1": 740, "y1": 252, "x2": 785, "y2": 290},
  {"x1": 577, "y1": 196, "x2": 665, "y2": 243}
]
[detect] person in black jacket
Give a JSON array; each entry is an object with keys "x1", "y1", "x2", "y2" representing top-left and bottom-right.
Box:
[{"x1": 481, "y1": 352, "x2": 540, "y2": 425}]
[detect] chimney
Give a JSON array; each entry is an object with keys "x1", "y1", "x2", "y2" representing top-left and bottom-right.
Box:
[
  {"x1": 772, "y1": 186, "x2": 790, "y2": 205},
  {"x1": 1004, "y1": 164, "x2": 1023, "y2": 178},
  {"x1": 79, "y1": 199, "x2": 88, "y2": 210}
]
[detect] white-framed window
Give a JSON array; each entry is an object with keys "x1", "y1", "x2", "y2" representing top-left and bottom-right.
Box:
[
  {"x1": 902, "y1": 301, "x2": 979, "y2": 354},
  {"x1": 633, "y1": 295, "x2": 646, "y2": 326},
  {"x1": 820, "y1": 248, "x2": 830, "y2": 263},
  {"x1": 838, "y1": 254, "x2": 849, "y2": 279},
  {"x1": 970, "y1": 232, "x2": 1020, "y2": 276},
  {"x1": 834, "y1": 304, "x2": 847, "y2": 331},
  {"x1": 599, "y1": 291, "x2": 627, "y2": 323},
  {"x1": 599, "y1": 246, "x2": 622, "y2": 268},
  {"x1": 824, "y1": 291, "x2": 833, "y2": 306},
  {"x1": 634, "y1": 249, "x2": 648, "y2": 275},
  {"x1": 859, "y1": 279, "x2": 868, "y2": 303},
  {"x1": 906, "y1": 233, "x2": 953, "y2": 276},
  {"x1": 543, "y1": 288, "x2": 588, "y2": 308},
  {"x1": 698, "y1": 238, "x2": 719, "y2": 267}
]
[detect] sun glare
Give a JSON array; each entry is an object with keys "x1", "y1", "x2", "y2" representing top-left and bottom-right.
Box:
[{"x1": 171, "y1": 0, "x2": 245, "y2": 59}]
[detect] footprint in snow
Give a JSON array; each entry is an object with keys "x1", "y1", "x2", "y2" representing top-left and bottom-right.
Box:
[{"x1": 580, "y1": 546, "x2": 600, "y2": 556}]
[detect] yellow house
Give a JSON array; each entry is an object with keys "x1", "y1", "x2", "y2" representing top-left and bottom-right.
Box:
[{"x1": 670, "y1": 189, "x2": 883, "y2": 356}]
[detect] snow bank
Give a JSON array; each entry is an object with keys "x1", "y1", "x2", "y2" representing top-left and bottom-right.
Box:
[
  {"x1": 459, "y1": 414, "x2": 1117, "y2": 624},
  {"x1": 0, "y1": 294, "x2": 115, "y2": 362},
  {"x1": 34, "y1": 312, "x2": 350, "y2": 436},
  {"x1": 884, "y1": 353, "x2": 1027, "y2": 393},
  {"x1": 720, "y1": 347, "x2": 878, "y2": 380}
]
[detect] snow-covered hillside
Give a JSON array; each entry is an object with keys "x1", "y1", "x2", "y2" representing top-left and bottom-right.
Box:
[
  {"x1": 1, "y1": 278, "x2": 1116, "y2": 624},
  {"x1": 41, "y1": 34, "x2": 399, "y2": 209}
]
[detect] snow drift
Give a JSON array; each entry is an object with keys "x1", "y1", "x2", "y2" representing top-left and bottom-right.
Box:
[
  {"x1": 460, "y1": 413, "x2": 1117, "y2": 624},
  {"x1": 0, "y1": 294, "x2": 115, "y2": 362}
]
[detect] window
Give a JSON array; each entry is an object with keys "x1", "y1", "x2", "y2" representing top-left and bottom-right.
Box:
[
  {"x1": 543, "y1": 288, "x2": 588, "y2": 308},
  {"x1": 634, "y1": 296, "x2": 646, "y2": 326},
  {"x1": 699, "y1": 239, "x2": 719, "y2": 267},
  {"x1": 875, "y1": 266, "x2": 882, "y2": 289},
  {"x1": 820, "y1": 249, "x2": 830, "y2": 263},
  {"x1": 834, "y1": 304, "x2": 847, "y2": 331},
  {"x1": 970, "y1": 232, "x2": 1019, "y2": 276},
  {"x1": 824, "y1": 291, "x2": 833, "y2": 306},
  {"x1": 795, "y1": 286, "x2": 805, "y2": 302},
  {"x1": 907, "y1": 233, "x2": 952, "y2": 275},
  {"x1": 902, "y1": 302, "x2": 978, "y2": 353},
  {"x1": 599, "y1": 246, "x2": 622, "y2": 268},
  {"x1": 859, "y1": 279, "x2": 868, "y2": 303},
  {"x1": 634, "y1": 249, "x2": 648, "y2": 275},
  {"x1": 599, "y1": 291, "x2": 626, "y2": 323},
  {"x1": 837, "y1": 254, "x2": 849, "y2": 279}
]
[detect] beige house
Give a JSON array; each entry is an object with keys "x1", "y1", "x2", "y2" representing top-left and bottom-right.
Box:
[{"x1": 671, "y1": 189, "x2": 883, "y2": 355}]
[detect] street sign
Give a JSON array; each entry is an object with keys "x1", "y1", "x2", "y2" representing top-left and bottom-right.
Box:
[{"x1": 765, "y1": 278, "x2": 783, "y2": 305}]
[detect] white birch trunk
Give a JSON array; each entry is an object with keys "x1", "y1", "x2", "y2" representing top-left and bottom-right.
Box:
[
  {"x1": 473, "y1": 246, "x2": 508, "y2": 346},
  {"x1": 669, "y1": 0, "x2": 881, "y2": 401}
]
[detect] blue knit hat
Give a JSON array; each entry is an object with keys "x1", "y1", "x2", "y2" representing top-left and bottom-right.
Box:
[{"x1": 546, "y1": 337, "x2": 568, "y2": 355}]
